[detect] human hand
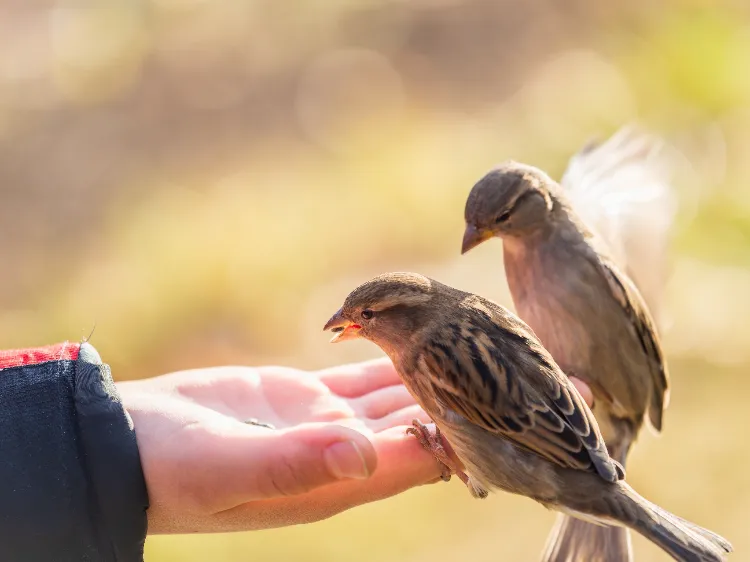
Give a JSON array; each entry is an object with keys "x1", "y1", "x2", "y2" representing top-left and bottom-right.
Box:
[
  {"x1": 117, "y1": 358, "x2": 593, "y2": 533},
  {"x1": 117, "y1": 358, "x2": 440, "y2": 533}
]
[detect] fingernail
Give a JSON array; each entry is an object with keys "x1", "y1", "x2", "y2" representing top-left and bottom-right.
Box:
[{"x1": 324, "y1": 441, "x2": 371, "y2": 480}]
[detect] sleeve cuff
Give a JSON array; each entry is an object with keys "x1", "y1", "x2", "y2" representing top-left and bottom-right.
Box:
[{"x1": 74, "y1": 342, "x2": 149, "y2": 560}]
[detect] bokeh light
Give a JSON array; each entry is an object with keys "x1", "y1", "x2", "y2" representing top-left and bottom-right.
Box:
[{"x1": 1, "y1": 1, "x2": 748, "y2": 561}]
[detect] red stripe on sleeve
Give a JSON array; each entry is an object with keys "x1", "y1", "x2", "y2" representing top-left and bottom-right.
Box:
[{"x1": 0, "y1": 342, "x2": 81, "y2": 369}]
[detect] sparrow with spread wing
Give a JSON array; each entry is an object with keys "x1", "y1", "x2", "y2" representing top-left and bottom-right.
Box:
[
  {"x1": 324, "y1": 273, "x2": 731, "y2": 562},
  {"x1": 462, "y1": 127, "x2": 676, "y2": 561}
]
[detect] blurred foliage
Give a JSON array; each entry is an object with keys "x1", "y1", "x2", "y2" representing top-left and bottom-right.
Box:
[{"x1": 1, "y1": 0, "x2": 749, "y2": 561}]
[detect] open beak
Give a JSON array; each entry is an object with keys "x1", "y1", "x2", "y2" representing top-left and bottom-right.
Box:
[
  {"x1": 461, "y1": 224, "x2": 493, "y2": 254},
  {"x1": 323, "y1": 308, "x2": 362, "y2": 343}
]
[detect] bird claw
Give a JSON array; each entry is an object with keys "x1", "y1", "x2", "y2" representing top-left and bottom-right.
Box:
[{"x1": 406, "y1": 419, "x2": 469, "y2": 485}]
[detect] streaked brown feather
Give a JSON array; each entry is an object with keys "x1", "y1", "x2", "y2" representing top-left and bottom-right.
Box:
[
  {"x1": 417, "y1": 295, "x2": 623, "y2": 483},
  {"x1": 597, "y1": 256, "x2": 669, "y2": 431}
]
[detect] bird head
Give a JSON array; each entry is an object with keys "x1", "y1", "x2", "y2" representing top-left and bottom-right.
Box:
[
  {"x1": 324, "y1": 272, "x2": 440, "y2": 351},
  {"x1": 462, "y1": 161, "x2": 555, "y2": 254}
]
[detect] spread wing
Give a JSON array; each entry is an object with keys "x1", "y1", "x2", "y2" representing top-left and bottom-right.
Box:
[
  {"x1": 417, "y1": 296, "x2": 623, "y2": 483},
  {"x1": 560, "y1": 125, "x2": 678, "y2": 323},
  {"x1": 596, "y1": 256, "x2": 670, "y2": 431}
]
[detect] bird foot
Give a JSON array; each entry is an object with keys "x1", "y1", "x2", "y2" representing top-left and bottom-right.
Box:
[{"x1": 406, "y1": 419, "x2": 470, "y2": 486}]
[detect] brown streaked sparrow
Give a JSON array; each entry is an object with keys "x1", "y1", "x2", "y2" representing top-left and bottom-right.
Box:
[
  {"x1": 462, "y1": 127, "x2": 676, "y2": 561},
  {"x1": 324, "y1": 272, "x2": 731, "y2": 562}
]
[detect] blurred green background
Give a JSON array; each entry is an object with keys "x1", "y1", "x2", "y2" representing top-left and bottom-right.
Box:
[{"x1": 1, "y1": 0, "x2": 748, "y2": 560}]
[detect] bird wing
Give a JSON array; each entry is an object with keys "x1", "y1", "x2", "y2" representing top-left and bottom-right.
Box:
[
  {"x1": 596, "y1": 255, "x2": 670, "y2": 431},
  {"x1": 417, "y1": 297, "x2": 622, "y2": 483},
  {"x1": 560, "y1": 125, "x2": 678, "y2": 320}
]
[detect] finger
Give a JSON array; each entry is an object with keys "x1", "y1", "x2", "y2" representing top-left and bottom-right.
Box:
[
  {"x1": 366, "y1": 404, "x2": 430, "y2": 432},
  {"x1": 203, "y1": 423, "x2": 378, "y2": 511},
  {"x1": 207, "y1": 425, "x2": 446, "y2": 531},
  {"x1": 570, "y1": 376, "x2": 594, "y2": 407},
  {"x1": 316, "y1": 357, "x2": 402, "y2": 398},
  {"x1": 350, "y1": 385, "x2": 416, "y2": 420}
]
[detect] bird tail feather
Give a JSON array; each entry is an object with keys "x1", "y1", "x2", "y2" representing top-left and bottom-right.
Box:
[
  {"x1": 623, "y1": 483, "x2": 732, "y2": 562},
  {"x1": 543, "y1": 482, "x2": 732, "y2": 562},
  {"x1": 542, "y1": 513, "x2": 632, "y2": 562}
]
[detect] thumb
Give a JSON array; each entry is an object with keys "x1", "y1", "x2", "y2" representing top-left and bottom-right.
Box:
[{"x1": 222, "y1": 423, "x2": 378, "y2": 502}]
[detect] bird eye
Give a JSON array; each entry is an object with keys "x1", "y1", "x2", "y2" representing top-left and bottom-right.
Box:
[
  {"x1": 361, "y1": 309, "x2": 374, "y2": 320},
  {"x1": 495, "y1": 211, "x2": 511, "y2": 223}
]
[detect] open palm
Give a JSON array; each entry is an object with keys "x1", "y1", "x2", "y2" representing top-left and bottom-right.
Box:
[{"x1": 117, "y1": 358, "x2": 440, "y2": 533}]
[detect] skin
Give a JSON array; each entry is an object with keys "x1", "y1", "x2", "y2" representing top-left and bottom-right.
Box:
[
  {"x1": 324, "y1": 272, "x2": 731, "y2": 561},
  {"x1": 118, "y1": 359, "x2": 445, "y2": 533}
]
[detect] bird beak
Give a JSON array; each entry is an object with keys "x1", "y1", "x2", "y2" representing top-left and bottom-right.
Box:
[
  {"x1": 461, "y1": 224, "x2": 493, "y2": 254},
  {"x1": 323, "y1": 308, "x2": 362, "y2": 343}
]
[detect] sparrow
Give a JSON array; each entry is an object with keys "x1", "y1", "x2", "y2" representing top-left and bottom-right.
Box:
[
  {"x1": 462, "y1": 127, "x2": 675, "y2": 561},
  {"x1": 324, "y1": 272, "x2": 731, "y2": 562}
]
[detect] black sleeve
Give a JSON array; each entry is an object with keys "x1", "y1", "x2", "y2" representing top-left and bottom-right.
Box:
[{"x1": 0, "y1": 342, "x2": 149, "y2": 562}]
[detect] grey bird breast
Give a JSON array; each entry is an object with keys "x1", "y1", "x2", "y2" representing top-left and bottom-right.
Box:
[{"x1": 503, "y1": 233, "x2": 655, "y2": 429}]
